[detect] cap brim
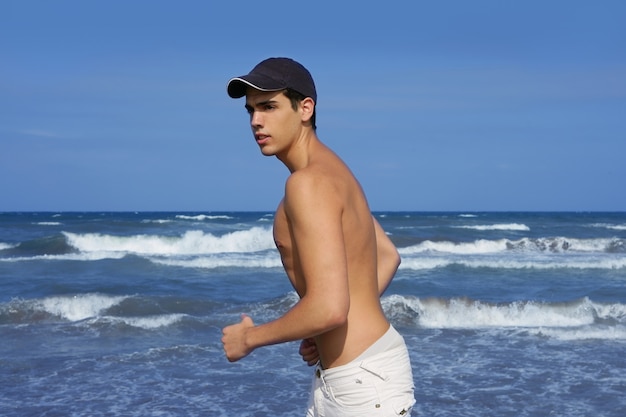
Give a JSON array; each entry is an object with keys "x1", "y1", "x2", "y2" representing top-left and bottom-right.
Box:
[{"x1": 227, "y1": 74, "x2": 286, "y2": 98}]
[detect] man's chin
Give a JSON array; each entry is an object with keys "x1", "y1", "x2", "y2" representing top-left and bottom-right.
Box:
[{"x1": 259, "y1": 147, "x2": 276, "y2": 157}]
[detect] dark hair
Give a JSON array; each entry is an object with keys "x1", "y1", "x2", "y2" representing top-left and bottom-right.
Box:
[{"x1": 283, "y1": 88, "x2": 317, "y2": 130}]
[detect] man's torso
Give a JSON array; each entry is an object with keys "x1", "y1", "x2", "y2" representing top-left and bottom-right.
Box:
[{"x1": 272, "y1": 148, "x2": 389, "y2": 368}]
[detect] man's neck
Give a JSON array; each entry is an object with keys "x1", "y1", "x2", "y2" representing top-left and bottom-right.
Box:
[{"x1": 277, "y1": 129, "x2": 319, "y2": 173}]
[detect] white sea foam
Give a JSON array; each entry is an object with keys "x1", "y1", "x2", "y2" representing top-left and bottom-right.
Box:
[
  {"x1": 396, "y1": 235, "x2": 626, "y2": 271},
  {"x1": 34, "y1": 222, "x2": 62, "y2": 226},
  {"x1": 151, "y1": 253, "x2": 282, "y2": 269},
  {"x1": 528, "y1": 325, "x2": 626, "y2": 341},
  {"x1": 38, "y1": 294, "x2": 127, "y2": 321},
  {"x1": 562, "y1": 237, "x2": 622, "y2": 252},
  {"x1": 591, "y1": 223, "x2": 626, "y2": 231},
  {"x1": 400, "y1": 239, "x2": 508, "y2": 255},
  {"x1": 4, "y1": 296, "x2": 188, "y2": 329},
  {"x1": 399, "y1": 256, "x2": 626, "y2": 270},
  {"x1": 454, "y1": 223, "x2": 530, "y2": 231},
  {"x1": 397, "y1": 257, "x2": 455, "y2": 270},
  {"x1": 63, "y1": 227, "x2": 274, "y2": 256},
  {"x1": 0, "y1": 242, "x2": 15, "y2": 250},
  {"x1": 142, "y1": 219, "x2": 173, "y2": 224},
  {"x1": 175, "y1": 214, "x2": 233, "y2": 221},
  {"x1": 383, "y1": 295, "x2": 626, "y2": 340},
  {"x1": 417, "y1": 298, "x2": 595, "y2": 328},
  {"x1": 594, "y1": 301, "x2": 626, "y2": 320},
  {"x1": 101, "y1": 314, "x2": 186, "y2": 329},
  {"x1": 0, "y1": 252, "x2": 126, "y2": 262},
  {"x1": 399, "y1": 237, "x2": 622, "y2": 256}
]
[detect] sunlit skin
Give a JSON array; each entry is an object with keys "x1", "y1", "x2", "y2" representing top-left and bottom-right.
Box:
[
  {"x1": 244, "y1": 89, "x2": 314, "y2": 166},
  {"x1": 221, "y1": 88, "x2": 401, "y2": 369}
]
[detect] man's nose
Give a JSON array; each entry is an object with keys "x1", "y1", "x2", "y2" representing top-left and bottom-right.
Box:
[{"x1": 250, "y1": 111, "x2": 262, "y2": 127}]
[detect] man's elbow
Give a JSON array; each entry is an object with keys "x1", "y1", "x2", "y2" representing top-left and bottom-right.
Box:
[
  {"x1": 329, "y1": 309, "x2": 349, "y2": 329},
  {"x1": 323, "y1": 300, "x2": 349, "y2": 330}
]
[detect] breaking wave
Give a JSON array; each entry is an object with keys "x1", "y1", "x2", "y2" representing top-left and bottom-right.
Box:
[
  {"x1": 399, "y1": 237, "x2": 624, "y2": 255},
  {"x1": 0, "y1": 294, "x2": 187, "y2": 330},
  {"x1": 382, "y1": 295, "x2": 626, "y2": 340},
  {"x1": 64, "y1": 227, "x2": 274, "y2": 256},
  {"x1": 453, "y1": 223, "x2": 530, "y2": 231},
  {"x1": 175, "y1": 214, "x2": 234, "y2": 221}
]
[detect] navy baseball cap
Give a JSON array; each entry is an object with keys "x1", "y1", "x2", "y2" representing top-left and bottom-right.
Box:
[{"x1": 227, "y1": 57, "x2": 317, "y2": 102}]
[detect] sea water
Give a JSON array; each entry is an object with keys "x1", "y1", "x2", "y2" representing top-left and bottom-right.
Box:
[{"x1": 1, "y1": 212, "x2": 625, "y2": 416}]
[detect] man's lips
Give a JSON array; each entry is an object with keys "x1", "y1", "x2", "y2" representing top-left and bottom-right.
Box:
[{"x1": 255, "y1": 134, "x2": 270, "y2": 145}]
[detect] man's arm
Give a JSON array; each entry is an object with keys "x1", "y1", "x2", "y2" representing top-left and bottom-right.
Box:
[
  {"x1": 222, "y1": 171, "x2": 349, "y2": 362},
  {"x1": 373, "y1": 216, "x2": 401, "y2": 295},
  {"x1": 298, "y1": 215, "x2": 400, "y2": 366}
]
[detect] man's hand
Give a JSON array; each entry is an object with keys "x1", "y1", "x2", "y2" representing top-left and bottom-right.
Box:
[
  {"x1": 222, "y1": 314, "x2": 255, "y2": 362},
  {"x1": 299, "y1": 338, "x2": 320, "y2": 366}
]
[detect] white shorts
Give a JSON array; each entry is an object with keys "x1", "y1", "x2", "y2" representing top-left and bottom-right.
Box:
[{"x1": 306, "y1": 325, "x2": 415, "y2": 417}]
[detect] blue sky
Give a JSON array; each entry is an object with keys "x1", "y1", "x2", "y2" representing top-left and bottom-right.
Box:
[{"x1": 2, "y1": 0, "x2": 625, "y2": 212}]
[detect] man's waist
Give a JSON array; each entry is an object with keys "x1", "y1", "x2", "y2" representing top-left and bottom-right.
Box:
[
  {"x1": 316, "y1": 343, "x2": 410, "y2": 385},
  {"x1": 317, "y1": 322, "x2": 403, "y2": 369}
]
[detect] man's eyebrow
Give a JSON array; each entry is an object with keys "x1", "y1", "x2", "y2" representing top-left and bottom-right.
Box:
[{"x1": 246, "y1": 99, "x2": 279, "y2": 108}]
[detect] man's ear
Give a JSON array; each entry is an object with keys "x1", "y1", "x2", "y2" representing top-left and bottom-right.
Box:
[{"x1": 300, "y1": 97, "x2": 315, "y2": 123}]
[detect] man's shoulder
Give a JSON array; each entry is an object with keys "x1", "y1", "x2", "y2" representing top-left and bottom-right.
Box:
[
  {"x1": 284, "y1": 167, "x2": 344, "y2": 213},
  {"x1": 285, "y1": 167, "x2": 335, "y2": 194},
  {"x1": 287, "y1": 156, "x2": 351, "y2": 189}
]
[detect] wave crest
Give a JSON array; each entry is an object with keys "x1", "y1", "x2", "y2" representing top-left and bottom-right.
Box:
[
  {"x1": 382, "y1": 295, "x2": 626, "y2": 340},
  {"x1": 1, "y1": 294, "x2": 187, "y2": 329},
  {"x1": 399, "y1": 237, "x2": 624, "y2": 255},
  {"x1": 175, "y1": 214, "x2": 234, "y2": 221},
  {"x1": 454, "y1": 223, "x2": 530, "y2": 231},
  {"x1": 64, "y1": 227, "x2": 274, "y2": 256}
]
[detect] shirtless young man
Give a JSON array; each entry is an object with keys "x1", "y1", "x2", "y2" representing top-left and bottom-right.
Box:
[{"x1": 221, "y1": 57, "x2": 415, "y2": 416}]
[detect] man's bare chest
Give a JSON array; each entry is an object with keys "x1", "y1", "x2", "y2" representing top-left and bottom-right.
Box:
[{"x1": 273, "y1": 202, "x2": 302, "y2": 294}]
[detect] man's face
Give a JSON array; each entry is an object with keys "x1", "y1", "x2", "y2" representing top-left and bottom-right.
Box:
[{"x1": 244, "y1": 89, "x2": 303, "y2": 157}]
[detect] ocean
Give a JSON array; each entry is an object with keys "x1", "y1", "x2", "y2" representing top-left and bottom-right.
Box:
[{"x1": 1, "y1": 211, "x2": 625, "y2": 417}]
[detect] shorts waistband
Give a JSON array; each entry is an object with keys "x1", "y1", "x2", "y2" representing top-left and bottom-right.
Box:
[
  {"x1": 316, "y1": 327, "x2": 409, "y2": 386},
  {"x1": 352, "y1": 324, "x2": 405, "y2": 362}
]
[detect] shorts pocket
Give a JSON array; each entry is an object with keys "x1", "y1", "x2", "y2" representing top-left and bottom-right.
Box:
[{"x1": 328, "y1": 375, "x2": 381, "y2": 410}]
